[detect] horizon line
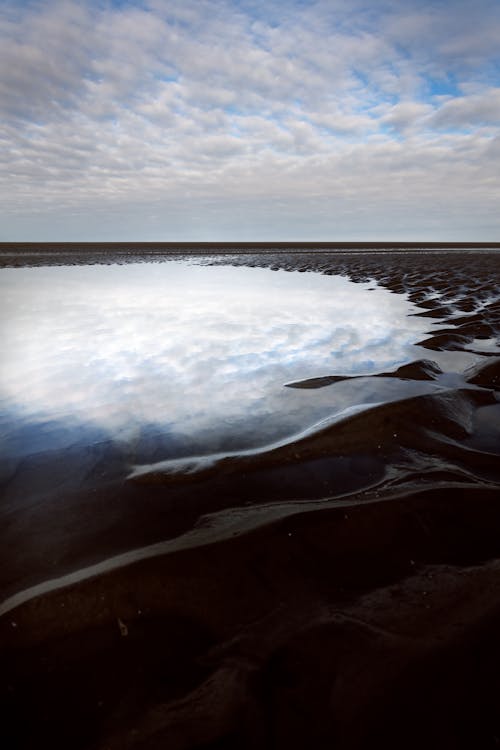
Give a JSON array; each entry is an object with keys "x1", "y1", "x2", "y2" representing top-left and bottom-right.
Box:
[{"x1": 1, "y1": 241, "x2": 500, "y2": 250}]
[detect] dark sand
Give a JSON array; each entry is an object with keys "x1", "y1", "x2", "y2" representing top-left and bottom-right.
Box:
[{"x1": 1, "y1": 247, "x2": 500, "y2": 749}]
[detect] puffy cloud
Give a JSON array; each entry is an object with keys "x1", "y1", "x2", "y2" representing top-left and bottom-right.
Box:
[
  {"x1": 379, "y1": 102, "x2": 433, "y2": 134},
  {"x1": 429, "y1": 88, "x2": 500, "y2": 130}
]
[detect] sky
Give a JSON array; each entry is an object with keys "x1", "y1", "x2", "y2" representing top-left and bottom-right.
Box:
[{"x1": 1, "y1": 0, "x2": 499, "y2": 241}]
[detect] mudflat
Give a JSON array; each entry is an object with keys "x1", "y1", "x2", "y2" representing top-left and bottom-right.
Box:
[{"x1": 1, "y1": 247, "x2": 500, "y2": 750}]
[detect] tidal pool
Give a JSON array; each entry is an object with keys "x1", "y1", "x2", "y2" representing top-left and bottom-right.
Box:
[{"x1": 0, "y1": 260, "x2": 438, "y2": 462}]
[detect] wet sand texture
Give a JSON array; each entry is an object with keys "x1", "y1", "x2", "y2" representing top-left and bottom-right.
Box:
[{"x1": 1, "y1": 248, "x2": 500, "y2": 749}]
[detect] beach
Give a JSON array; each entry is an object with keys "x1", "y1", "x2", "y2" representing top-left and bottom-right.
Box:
[{"x1": 1, "y1": 246, "x2": 500, "y2": 749}]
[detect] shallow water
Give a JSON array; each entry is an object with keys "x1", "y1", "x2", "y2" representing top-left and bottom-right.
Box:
[
  {"x1": 0, "y1": 261, "x2": 440, "y2": 463},
  {"x1": 1, "y1": 253, "x2": 499, "y2": 617}
]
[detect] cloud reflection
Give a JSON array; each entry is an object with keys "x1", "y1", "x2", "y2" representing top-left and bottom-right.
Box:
[{"x1": 0, "y1": 262, "x2": 436, "y2": 455}]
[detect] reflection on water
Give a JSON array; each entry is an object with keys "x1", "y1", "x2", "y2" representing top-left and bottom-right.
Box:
[{"x1": 0, "y1": 261, "x2": 437, "y2": 460}]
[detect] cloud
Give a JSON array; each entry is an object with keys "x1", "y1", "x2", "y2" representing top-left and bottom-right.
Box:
[
  {"x1": 0, "y1": 0, "x2": 499, "y2": 239},
  {"x1": 379, "y1": 101, "x2": 433, "y2": 134},
  {"x1": 429, "y1": 88, "x2": 500, "y2": 130}
]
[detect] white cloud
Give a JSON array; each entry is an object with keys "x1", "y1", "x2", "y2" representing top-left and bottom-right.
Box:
[
  {"x1": 429, "y1": 88, "x2": 500, "y2": 130},
  {"x1": 380, "y1": 101, "x2": 433, "y2": 133}
]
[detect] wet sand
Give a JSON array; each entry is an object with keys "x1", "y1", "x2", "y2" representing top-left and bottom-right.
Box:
[{"x1": 1, "y1": 247, "x2": 500, "y2": 749}]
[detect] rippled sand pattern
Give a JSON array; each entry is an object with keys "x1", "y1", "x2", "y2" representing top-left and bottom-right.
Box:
[{"x1": 1, "y1": 247, "x2": 500, "y2": 750}]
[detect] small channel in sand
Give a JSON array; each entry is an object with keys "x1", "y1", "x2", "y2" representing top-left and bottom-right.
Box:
[{"x1": 1, "y1": 260, "x2": 443, "y2": 466}]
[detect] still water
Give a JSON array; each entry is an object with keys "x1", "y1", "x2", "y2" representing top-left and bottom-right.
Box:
[{"x1": 0, "y1": 261, "x2": 437, "y2": 463}]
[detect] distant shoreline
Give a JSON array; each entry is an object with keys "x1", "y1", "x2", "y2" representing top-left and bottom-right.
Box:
[{"x1": 1, "y1": 241, "x2": 500, "y2": 253}]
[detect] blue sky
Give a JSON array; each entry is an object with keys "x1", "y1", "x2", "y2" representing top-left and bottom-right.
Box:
[{"x1": 1, "y1": 0, "x2": 499, "y2": 241}]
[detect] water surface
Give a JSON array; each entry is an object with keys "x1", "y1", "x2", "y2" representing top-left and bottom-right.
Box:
[{"x1": 0, "y1": 261, "x2": 439, "y2": 465}]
